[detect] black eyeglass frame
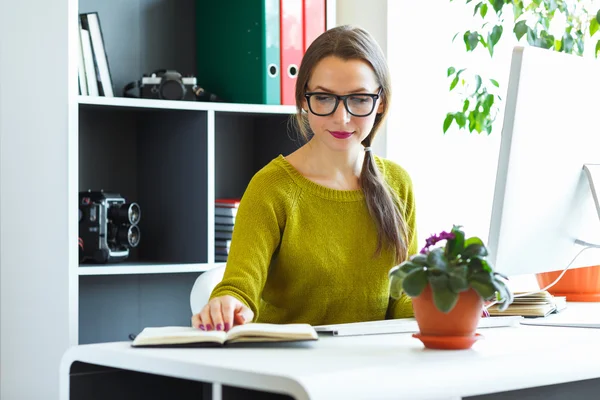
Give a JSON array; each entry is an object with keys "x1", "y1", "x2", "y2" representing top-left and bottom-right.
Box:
[{"x1": 303, "y1": 87, "x2": 383, "y2": 117}]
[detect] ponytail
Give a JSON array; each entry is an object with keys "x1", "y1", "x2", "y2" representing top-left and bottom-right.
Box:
[{"x1": 359, "y1": 138, "x2": 409, "y2": 264}]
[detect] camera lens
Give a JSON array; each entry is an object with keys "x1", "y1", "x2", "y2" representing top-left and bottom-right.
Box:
[
  {"x1": 160, "y1": 80, "x2": 185, "y2": 100},
  {"x1": 109, "y1": 203, "x2": 141, "y2": 225},
  {"x1": 116, "y1": 225, "x2": 141, "y2": 248}
]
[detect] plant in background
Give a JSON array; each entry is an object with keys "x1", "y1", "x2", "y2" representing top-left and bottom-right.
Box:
[
  {"x1": 444, "y1": 0, "x2": 600, "y2": 134},
  {"x1": 389, "y1": 225, "x2": 513, "y2": 313}
]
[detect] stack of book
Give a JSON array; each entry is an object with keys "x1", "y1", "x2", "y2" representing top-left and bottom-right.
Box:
[
  {"x1": 77, "y1": 12, "x2": 114, "y2": 97},
  {"x1": 214, "y1": 199, "x2": 240, "y2": 262},
  {"x1": 488, "y1": 290, "x2": 567, "y2": 318}
]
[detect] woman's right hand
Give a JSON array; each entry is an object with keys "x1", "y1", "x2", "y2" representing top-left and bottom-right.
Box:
[{"x1": 191, "y1": 295, "x2": 254, "y2": 332}]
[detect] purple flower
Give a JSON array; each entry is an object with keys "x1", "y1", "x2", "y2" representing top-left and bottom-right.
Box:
[{"x1": 420, "y1": 230, "x2": 456, "y2": 254}]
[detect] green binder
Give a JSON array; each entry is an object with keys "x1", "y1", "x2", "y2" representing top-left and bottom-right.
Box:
[{"x1": 196, "y1": 0, "x2": 281, "y2": 105}]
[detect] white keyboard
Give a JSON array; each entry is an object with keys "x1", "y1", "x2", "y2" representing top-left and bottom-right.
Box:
[{"x1": 314, "y1": 316, "x2": 523, "y2": 337}]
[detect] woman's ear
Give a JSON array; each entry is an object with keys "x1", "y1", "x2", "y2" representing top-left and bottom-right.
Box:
[
  {"x1": 376, "y1": 99, "x2": 385, "y2": 114},
  {"x1": 302, "y1": 97, "x2": 309, "y2": 113}
]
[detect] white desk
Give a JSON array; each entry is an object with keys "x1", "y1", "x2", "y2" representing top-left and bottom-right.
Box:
[{"x1": 61, "y1": 304, "x2": 600, "y2": 400}]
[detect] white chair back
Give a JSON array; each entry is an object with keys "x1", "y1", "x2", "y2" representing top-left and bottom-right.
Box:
[{"x1": 189, "y1": 265, "x2": 226, "y2": 314}]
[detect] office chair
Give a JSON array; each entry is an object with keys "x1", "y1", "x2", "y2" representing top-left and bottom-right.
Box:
[{"x1": 189, "y1": 265, "x2": 226, "y2": 314}]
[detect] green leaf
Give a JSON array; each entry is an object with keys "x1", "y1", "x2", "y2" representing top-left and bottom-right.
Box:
[
  {"x1": 464, "y1": 31, "x2": 479, "y2": 51},
  {"x1": 389, "y1": 273, "x2": 404, "y2": 299},
  {"x1": 490, "y1": 25, "x2": 503, "y2": 46},
  {"x1": 554, "y1": 38, "x2": 562, "y2": 51},
  {"x1": 514, "y1": 20, "x2": 528, "y2": 40},
  {"x1": 469, "y1": 271, "x2": 496, "y2": 300},
  {"x1": 468, "y1": 111, "x2": 477, "y2": 132},
  {"x1": 429, "y1": 274, "x2": 459, "y2": 313},
  {"x1": 597, "y1": 9, "x2": 600, "y2": 24},
  {"x1": 596, "y1": 40, "x2": 600, "y2": 58},
  {"x1": 492, "y1": 0, "x2": 504, "y2": 12},
  {"x1": 427, "y1": 248, "x2": 449, "y2": 271},
  {"x1": 452, "y1": 32, "x2": 460, "y2": 42},
  {"x1": 402, "y1": 269, "x2": 428, "y2": 297},
  {"x1": 590, "y1": 18, "x2": 599, "y2": 37},
  {"x1": 462, "y1": 99, "x2": 470, "y2": 113},
  {"x1": 473, "y1": 2, "x2": 482, "y2": 17},
  {"x1": 443, "y1": 113, "x2": 454, "y2": 133},
  {"x1": 450, "y1": 76, "x2": 459, "y2": 90},
  {"x1": 474, "y1": 75, "x2": 482, "y2": 92},
  {"x1": 563, "y1": 33, "x2": 574, "y2": 53},
  {"x1": 464, "y1": 236, "x2": 484, "y2": 248},
  {"x1": 455, "y1": 112, "x2": 467, "y2": 128},
  {"x1": 445, "y1": 225, "x2": 465, "y2": 260},
  {"x1": 526, "y1": 27, "x2": 537, "y2": 46},
  {"x1": 447, "y1": 66, "x2": 456, "y2": 77},
  {"x1": 448, "y1": 265, "x2": 469, "y2": 293},
  {"x1": 538, "y1": 30, "x2": 553, "y2": 49},
  {"x1": 482, "y1": 93, "x2": 494, "y2": 112},
  {"x1": 410, "y1": 253, "x2": 428, "y2": 267},
  {"x1": 389, "y1": 261, "x2": 424, "y2": 298},
  {"x1": 492, "y1": 279, "x2": 514, "y2": 311},
  {"x1": 461, "y1": 243, "x2": 489, "y2": 259},
  {"x1": 480, "y1": 3, "x2": 488, "y2": 18},
  {"x1": 490, "y1": 79, "x2": 499, "y2": 87},
  {"x1": 513, "y1": 2, "x2": 524, "y2": 20},
  {"x1": 469, "y1": 256, "x2": 493, "y2": 273}
]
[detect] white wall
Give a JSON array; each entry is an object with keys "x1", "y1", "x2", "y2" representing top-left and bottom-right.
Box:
[
  {"x1": 336, "y1": 0, "x2": 389, "y2": 157},
  {"x1": 0, "y1": 0, "x2": 78, "y2": 399}
]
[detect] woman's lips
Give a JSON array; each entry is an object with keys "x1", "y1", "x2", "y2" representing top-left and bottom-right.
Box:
[{"x1": 329, "y1": 131, "x2": 353, "y2": 139}]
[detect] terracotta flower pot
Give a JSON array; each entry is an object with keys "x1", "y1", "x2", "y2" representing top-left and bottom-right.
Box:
[
  {"x1": 536, "y1": 265, "x2": 600, "y2": 302},
  {"x1": 411, "y1": 285, "x2": 484, "y2": 350}
]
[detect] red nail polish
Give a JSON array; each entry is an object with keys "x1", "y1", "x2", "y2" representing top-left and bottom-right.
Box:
[
  {"x1": 199, "y1": 324, "x2": 205, "y2": 330},
  {"x1": 206, "y1": 324, "x2": 212, "y2": 330},
  {"x1": 216, "y1": 324, "x2": 222, "y2": 331},
  {"x1": 224, "y1": 323, "x2": 230, "y2": 331}
]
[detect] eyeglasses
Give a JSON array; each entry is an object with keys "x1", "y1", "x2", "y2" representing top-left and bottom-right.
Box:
[{"x1": 304, "y1": 88, "x2": 382, "y2": 117}]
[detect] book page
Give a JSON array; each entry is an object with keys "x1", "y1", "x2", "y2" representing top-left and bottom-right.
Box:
[
  {"x1": 226, "y1": 323, "x2": 318, "y2": 343},
  {"x1": 132, "y1": 326, "x2": 227, "y2": 346}
]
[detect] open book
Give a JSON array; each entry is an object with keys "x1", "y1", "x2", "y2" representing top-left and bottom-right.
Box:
[
  {"x1": 131, "y1": 323, "x2": 318, "y2": 347},
  {"x1": 487, "y1": 291, "x2": 567, "y2": 317}
]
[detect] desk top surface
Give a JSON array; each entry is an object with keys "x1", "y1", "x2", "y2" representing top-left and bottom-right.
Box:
[{"x1": 62, "y1": 303, "x2": 600, "y2": 400}]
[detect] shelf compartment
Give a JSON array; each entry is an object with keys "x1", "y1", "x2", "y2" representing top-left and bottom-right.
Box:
[{"x1": 79, "y1": 107, "x2": 209, "y2": 265}]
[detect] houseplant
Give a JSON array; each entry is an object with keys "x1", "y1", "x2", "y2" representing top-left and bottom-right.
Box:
[
  {"x1": 389, "y1": 225, "x2": 514, "y2": 349},
  {"x1": 444, "y1": 0, "x2": 600, "y2": 135}
]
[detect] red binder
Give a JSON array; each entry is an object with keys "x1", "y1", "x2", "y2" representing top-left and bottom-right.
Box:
[
  {"x1": 302, "y1": 0, "x2": 326, "y2": 52},
  {"x1": 280, "y1": 0, "x2": 303, "y2": 105}
]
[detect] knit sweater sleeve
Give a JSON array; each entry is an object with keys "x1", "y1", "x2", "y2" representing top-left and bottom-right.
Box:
[
  {"x1": 381, "y1": 159, "x2": 419, "y2": 319},
  {"x1": 209, "y1": 166, "x2": 297, "y2": 320}
]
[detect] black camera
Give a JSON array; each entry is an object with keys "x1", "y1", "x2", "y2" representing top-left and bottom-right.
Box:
[
  {"x1": 124, "y1": 69, "x2": 222, "y2": 102},
  {"x1": 79, "y1": 191, "x2": 141, "y2": 264}
]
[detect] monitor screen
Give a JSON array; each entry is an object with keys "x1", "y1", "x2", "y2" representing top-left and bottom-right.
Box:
[{"x1": 487, "y1": 46, "x2": 600, "y2": 278}]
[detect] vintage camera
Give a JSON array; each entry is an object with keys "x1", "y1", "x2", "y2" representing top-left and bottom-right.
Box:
[
  {"x1": 79, "y1": 191, "x2": 141, "y2": 264},
  {"x1": 124, "y1": 69, "x2": 223, "y2": 102},
  {"x1": 139, "y1": 70, "x2": 197, "y2": 101}
]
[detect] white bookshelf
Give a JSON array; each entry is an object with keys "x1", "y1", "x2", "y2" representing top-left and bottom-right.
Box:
[
  {"x1": 73, "y1": 0, "x2": 336, "y2": 346},
  {"x1": 79, "y1": 95, "x2": 297, "y2": 114},
  {"x1": 78, "y1": 262, "x2": 226, "y2": 276}
]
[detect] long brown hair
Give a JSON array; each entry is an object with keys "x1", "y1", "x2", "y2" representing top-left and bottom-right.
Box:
[{"x1": 294, "y1": 25, "x2": 409, "y2": 264}]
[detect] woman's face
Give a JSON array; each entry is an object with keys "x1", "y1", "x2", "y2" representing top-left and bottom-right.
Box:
[{"x1": 303, "y1": 56, "x2": 384, "y2": 154}]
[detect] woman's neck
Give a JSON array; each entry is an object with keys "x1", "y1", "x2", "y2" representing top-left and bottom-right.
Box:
[{"x1": 288, "y1": 139, "x2": 366, "y2": 190}]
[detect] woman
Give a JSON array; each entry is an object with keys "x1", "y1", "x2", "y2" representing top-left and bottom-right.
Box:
[{"x1": 192, "y1": 25, "x2": 418, "y2": 332}]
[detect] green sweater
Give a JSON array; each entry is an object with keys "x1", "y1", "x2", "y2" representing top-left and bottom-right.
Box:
[{"x1": 210, "y1": 154, "x2": 418, "y2": 325}]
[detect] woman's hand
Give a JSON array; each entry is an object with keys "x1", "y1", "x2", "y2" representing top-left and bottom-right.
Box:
[{"x1": 191, "y1": 295, "x2": 254, "y2": 332}]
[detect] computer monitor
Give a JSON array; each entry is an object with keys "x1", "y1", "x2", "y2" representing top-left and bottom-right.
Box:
[{"x1": 487, "y1": 46, "x2": 600, "y2": 278}]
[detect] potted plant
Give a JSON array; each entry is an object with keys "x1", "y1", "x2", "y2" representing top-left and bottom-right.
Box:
[{"x1": 389, "y1": 225, "x2": 514, "y2": 350}]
